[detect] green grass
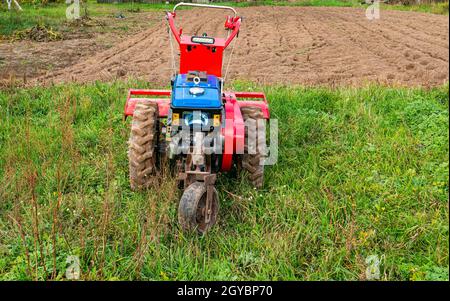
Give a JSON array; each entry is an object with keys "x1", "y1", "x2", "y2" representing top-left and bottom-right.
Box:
[
  {"x1": 0, "y1": 80, "x2": 448, "y2": 280},
  {"x1": 0, "y1": 3, "x2": 65, "y2": 37},
  {"x1": 0, "y1": 1, "x2": 169, "y2": 37},
  {"x1": 216, "y1": 0, "x2": 362, "y2": 8},
  {"x1": 1, "y1": 1, "x2": 448, "y2": 37},
  {"x1": 382, "y1": 1, "x2": 449, "y2": 15}
]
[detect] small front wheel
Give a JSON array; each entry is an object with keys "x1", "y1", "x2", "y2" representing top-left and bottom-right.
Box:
[{"x1": 178, "y1": 182, "x2": 219, "y2": 234}]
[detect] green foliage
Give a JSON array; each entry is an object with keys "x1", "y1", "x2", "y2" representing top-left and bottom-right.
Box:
[
  {"x1": 1, "y1": 1, "x2": 448, "y2": 38},
  {"x1": 0, "y1": 3, "x2": 67, "y2": 37},
  {"x1": 12, "y1": 24, "x2": 63, "y2": 41},
  {"x1": 383, "y1": 1, "x2": 449, "y2": 14},
  {"x1": 0, "y1": 81, "x2": 448, "y2": 280}
]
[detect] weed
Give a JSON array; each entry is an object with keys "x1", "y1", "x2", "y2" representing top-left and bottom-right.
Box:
[{"x1": 0, "y1": 81, "x2": 447, "y2": 280}]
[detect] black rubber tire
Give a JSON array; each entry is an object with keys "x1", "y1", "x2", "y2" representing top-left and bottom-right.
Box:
[
  {"x1": 178, "y1": 182, "x2": 219, "y2": 234},
  {"x1": 128, "y1": 101, "x2": 159, "y2": 190},
  {"x1": 241, "y1": 106, "x2": 266, "y2": 188}
]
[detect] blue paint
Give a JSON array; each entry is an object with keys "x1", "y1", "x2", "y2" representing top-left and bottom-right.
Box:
[{"x1": 171, "y1": 74, "x2": 222, "y2": 110}]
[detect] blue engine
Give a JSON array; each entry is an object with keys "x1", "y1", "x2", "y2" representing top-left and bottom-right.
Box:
[{"x1": 171, "y1": 73, "x2": 222, "y2": 110}]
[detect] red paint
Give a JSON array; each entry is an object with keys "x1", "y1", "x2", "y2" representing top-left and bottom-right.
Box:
[
  {"x1": 234, "y1": 92, "x2": 270, "y2": 119},
  {"x1": 220, "y1": 92, "x2": 268, "y2": 171},
  {"x1": 124, "y1": 89, "x2": 171, "y2": 118},
  {"x1": 221, "y1": 95, "x2": 234, "y2": 171},
  {"x1": 125, "y1": 90, "x2": 269, "y2": 172},
  {"x1": 125, "y1": 10, "x2": 270, "y2": 172},
  {"x1": 179, "y1": 36, "x2": 225, "y2": 77},
  {"x1": 166, "y1": 12, "x2": 241, "y2": 77}
]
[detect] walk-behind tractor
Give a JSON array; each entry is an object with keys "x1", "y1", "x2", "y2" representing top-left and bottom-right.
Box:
[{"x1": 124, "y1": 3, "x2": 271, "y2": 233}]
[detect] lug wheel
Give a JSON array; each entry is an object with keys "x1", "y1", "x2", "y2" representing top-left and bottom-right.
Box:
[
  {"x1": 128, "y1": 101, "x2": 159, "y2": 190},
  {"x1": 178, "y1": 182, "x2": 219, "y2": 234},
  {"x1": 241, "y1": 106, "x2": 266, "y2": 188}
]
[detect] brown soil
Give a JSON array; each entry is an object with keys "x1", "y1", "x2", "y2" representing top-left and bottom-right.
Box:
[
  {"x1": 5, "y1": 7, "x2": 450, "y2": 87},
  {"x1": 0, "y1": 12, "x2": 161, "y2": 84}
]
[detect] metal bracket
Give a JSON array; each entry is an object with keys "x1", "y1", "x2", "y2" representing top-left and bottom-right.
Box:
[{"x1": 204, "y1": 174, "x2": 216, "y2": 225}]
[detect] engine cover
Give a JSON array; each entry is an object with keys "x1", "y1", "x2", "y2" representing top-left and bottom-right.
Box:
[{"x1": 171, "y1": 73, "x2": 222, "y2": 110}]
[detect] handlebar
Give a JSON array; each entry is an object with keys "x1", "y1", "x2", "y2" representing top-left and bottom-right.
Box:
[
  {"x1": 167, "y1": 2, "x2": 240, "y2": 48},
  {"x1": 173, "y1": 2, "x2": 237, "y2": 17}
]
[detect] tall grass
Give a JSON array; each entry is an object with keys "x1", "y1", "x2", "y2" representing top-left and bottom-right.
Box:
[{"x1": 0, "y1": 80, "x2": 448, "y2": 280}]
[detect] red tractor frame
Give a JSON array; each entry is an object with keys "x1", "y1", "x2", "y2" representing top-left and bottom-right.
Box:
[{"x1": 124, "y1": 3, "x2": 270, "y2": 233}]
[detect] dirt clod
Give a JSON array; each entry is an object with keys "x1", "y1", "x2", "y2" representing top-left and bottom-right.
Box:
[
  {"x1": 37, "y1": 7, "x2": 448, "y2": 87},
  {"x1": 2, "y1": 7, "x2": 448, "y2": 88}
]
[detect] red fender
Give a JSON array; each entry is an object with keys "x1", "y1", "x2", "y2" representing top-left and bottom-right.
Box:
[
  {"x1": 221, "y1": 94, "x2": 234, "y2": 171},
  {"x1": 234, "y1": 92, "x2": 270, "y2": 119},
  {"x1": 220, "y1": 92, "x2": 246, "y2": 171},
  {"x1": 124, "y1": 89, "x2": 171, "y2": 118}
]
